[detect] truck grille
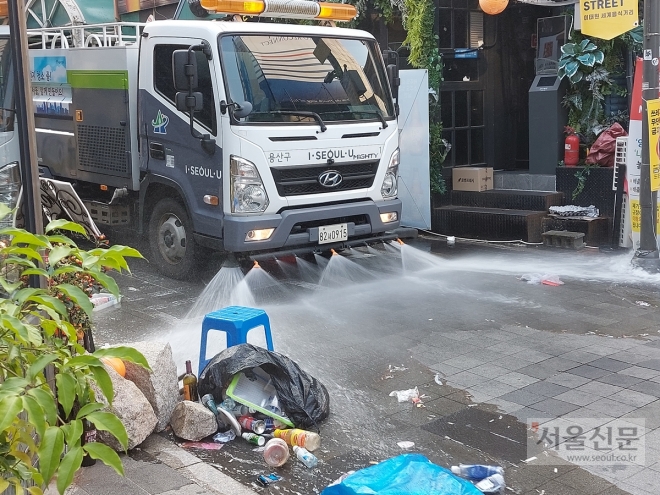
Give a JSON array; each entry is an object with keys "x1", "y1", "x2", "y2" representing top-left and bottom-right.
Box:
[{"x1": 271, "y1": 161, "x2": 378, "y2": 196}]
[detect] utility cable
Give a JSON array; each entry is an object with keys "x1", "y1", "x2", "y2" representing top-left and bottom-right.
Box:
[{"x1": 413, "y1": 227, "x2": 544, "y2": 246}]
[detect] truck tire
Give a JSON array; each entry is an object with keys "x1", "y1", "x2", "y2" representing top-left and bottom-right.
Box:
[{"x1": 148, "y1": 198, "x2": 198, "y2": 280}]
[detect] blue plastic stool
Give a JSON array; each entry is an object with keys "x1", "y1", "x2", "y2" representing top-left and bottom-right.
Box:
[{"x1": 198, "y1": 306, "x2": 274, "y2": 375}]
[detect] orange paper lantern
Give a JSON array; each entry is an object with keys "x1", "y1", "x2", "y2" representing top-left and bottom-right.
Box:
[
  {"x1": 102, "y1": 357, "x2": 126, "y2": 377},
  {"x1": 479, "y1": 0, "x2": 508, "y2": 15}
]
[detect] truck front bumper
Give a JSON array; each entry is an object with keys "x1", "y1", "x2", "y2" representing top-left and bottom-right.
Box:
[{"x1": 222, "y1": 198, "x2": 402, "y2": 253}]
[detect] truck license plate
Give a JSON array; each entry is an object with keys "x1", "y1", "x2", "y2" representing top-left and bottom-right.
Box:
[{"x1": 318, "y1": 223, "x2": 348, "y2": 244}]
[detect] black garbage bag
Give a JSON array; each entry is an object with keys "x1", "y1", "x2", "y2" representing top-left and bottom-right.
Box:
[{"x1": 198, "y1": 344, "x2": 330, "y2": 429}]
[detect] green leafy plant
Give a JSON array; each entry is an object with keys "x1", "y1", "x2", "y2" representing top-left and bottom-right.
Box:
[
  {"x1": 572, "y1": 166, "x2": 593, "y2": 200},
  {"x1": 558, "y1": 39, "x2": 604, "y2": 83},
  {"x1": 559, "y1": 38, "x2": 613, "y2": 146},
  {"x1": 0, "y1": 204, "x2": 148, "y2": 495}
]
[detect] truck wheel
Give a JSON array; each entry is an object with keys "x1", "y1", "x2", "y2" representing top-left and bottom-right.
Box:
[{"x1": 148, "y1": 198, "x2": 197, "y2": 280}]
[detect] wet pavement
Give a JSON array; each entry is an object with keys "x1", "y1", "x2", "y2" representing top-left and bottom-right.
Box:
[{"x1": 74, "y1": 234, "x2": 660, "y2": 495}]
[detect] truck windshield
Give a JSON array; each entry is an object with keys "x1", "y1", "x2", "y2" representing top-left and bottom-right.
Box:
[{"x1": 219, "y1": 35, "x2": 394, "y2": 125}]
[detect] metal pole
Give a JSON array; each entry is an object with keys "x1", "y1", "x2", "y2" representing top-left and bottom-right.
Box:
[
  {"x1": 633, "y1": 0, "x2": 660, "y2": 271},
  {"x1": 8, "y1": 0, "x2": 44, "y2": 288}
]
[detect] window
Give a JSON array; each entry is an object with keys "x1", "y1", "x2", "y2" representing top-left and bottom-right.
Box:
[{"x1": 153, "y1": 44, "x2": 216, "y2": 135}]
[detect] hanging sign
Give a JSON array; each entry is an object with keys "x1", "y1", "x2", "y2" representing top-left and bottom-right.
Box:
[
  {"x1": 648, "y1": 99, "x2": 660, "y2": 191},
  {"x1": 579, "y1": 0, "x2": 638, "y2": 40}
]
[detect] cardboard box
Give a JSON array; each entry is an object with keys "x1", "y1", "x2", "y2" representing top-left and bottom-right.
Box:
[{"x1": 452, "y1": 167, "x2": 493, "y2": 192}]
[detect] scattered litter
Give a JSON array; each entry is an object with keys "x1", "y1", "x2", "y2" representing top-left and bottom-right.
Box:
[
  {"x1": 326, "y1": 471, "x2": 356, "y2": 487},
  {"x1": 412, "y1": 396, "x2": 426, "y2": 408},
  {"x1": 498, "y1": 416, "x2": 502, "y2": 420},
  {"x1": 389, "y1": 387, "x2": 419, "y2": 402},
  {"x1": 635, "y1": 300, "x2": 650, "y2": 307},
  {"x1": 639, "y1": 333, "x2": 649, "y2": 337},
  {"x1": 447, "y1": 422, "x2": 455, "y2": 425},
  {"x1": 383, "y1": 375, "x2": 394, "y2": 380},
  {"x1": 475, "y1": 473, "x2": 505, "y2": 493},
  {"x1": 429, "y1": 318, "x2": 434, "y2": 321},
  {"x1": 388, "y1": 365, "x2": 408, "y2": 372},
  {"x1": 397, "y1": 441, "x2": 415, "y2": 449},
  {"x1": 434, "y1": 373, "x2": 444, "y2": 385},
  {"x1": 128, "y1": 286, "x2": 138, "y2": 291},
  {"x1": 253, "y1": 447, "x2": 266, "y2": 452},
  {"x1": 553, "y1": 468, "x2": 557, "y2": 473},
  {"x1": 257, "y1": 473, "x2": 282, "y2": 487},
  {"x1": 451, "y1": 464, "x2": 504, "y2": 480},
  {"x1": 489, "y1": 419, "x2": 494, "y2": 423},
  {"x1": 541, "y1": 276, "x2": 563, "y2": 286},
  {"x1": 523, "y1": 456, "x2": 537, "y2": 463},
  {"x1": 180, "y1": 441, "x2": 225, "y2": 450},
  {"x1": 519, "y1": 274, "x2": 564, "y2": 286},
  {"x1": 468, "y1": 404, "x2": 478, "y2": 407},
  {"x1": 213, "y1": 430, "x2": 236, "y2": 443},
  {"x1": 91, "y1": 292, "x2": 121, "y2": 312}
]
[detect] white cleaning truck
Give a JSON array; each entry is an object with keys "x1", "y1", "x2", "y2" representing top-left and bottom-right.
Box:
[{"x1": 16, "y1": 0, "x2": 402, "y2": 279}]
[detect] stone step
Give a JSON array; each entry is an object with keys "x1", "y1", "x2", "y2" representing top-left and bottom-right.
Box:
[
  {"x1": 542, "y1": 230, "x2": 586, "y2": 250},
  {"x1": 494, "y1": 172, "x2": 556, "y2": 191},
  {"x1": 542, "y1": 216, "x2": 612, "y2": 247},
  {"x1": 451, "y1": 189, "x2": 564, "y2": 211},
  {"x1": 432, "y1": 206, "x2": 547, "y2": 243}
]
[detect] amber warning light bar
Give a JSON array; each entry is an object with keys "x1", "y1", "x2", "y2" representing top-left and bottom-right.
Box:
[{"x1": 199, "y1": 0, "x2": 358, "y2": 21}]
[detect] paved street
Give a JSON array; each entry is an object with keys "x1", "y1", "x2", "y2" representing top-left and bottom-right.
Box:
[{"x1": 75, "y1": 235, "x2": 660, "y2": 495}]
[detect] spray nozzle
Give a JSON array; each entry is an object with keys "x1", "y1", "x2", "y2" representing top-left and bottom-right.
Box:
[
  {"x1": 330, "y1": 249, "x2": 338, "y2": 256},
  {"x1": 396, "y1": 238, "x2": 405, "y2": 245},
  {"x1": 253, "y1": 260, "x2": 261, "y2": 269}
]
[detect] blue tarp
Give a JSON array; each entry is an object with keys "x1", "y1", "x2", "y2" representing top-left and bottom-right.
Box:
[{"x1": 321, "y1": 454, "x2": 482, "y2": 495}]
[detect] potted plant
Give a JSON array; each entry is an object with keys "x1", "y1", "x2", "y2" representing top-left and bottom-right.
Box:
[
  {"x1": 558, "y1": 38, "x2": 612, "y2": 149},
  {"x1": 0, "y1": 204, "x2": 148, "y2": 495}
]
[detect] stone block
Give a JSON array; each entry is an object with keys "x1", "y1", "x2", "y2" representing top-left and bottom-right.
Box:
[
  {"x1": 121, "y1": 341, "x2": 180, "y2": 432},
  {"x1": 542, "y1": 230, "x2": 585, "y2": 249},
  {"x1": 170, "y1": 401, "x2": 218, "y2": 442},
  {"x1": 92, "y1": 365, "x2": 158, "y2": 451}
]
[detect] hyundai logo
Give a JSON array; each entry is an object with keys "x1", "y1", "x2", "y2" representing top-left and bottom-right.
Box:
[{"x1": 318, "y1": 170, "x2": 343, "y2": 188}]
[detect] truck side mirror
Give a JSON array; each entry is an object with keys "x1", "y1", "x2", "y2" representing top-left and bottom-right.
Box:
[
  {"x1": 175, "y1": 92, "x2": 204, "y2": 112},
  {"x1": 387, "y1": 64, "x2": 400, "y2": 101},
  {"x1": 173, "y1": 50, "x2": 198, "y2": 91},
  {"x1": 172, "y1": 47, "x2": 215, "y2": 155}
]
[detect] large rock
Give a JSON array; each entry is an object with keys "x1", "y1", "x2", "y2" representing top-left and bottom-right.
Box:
[
  {"x1": 92, "y1": 365, "x2": 158, "y2": 451},
  {"x1": 121, "y1": 341, "x2": 180, "y2": 432},
  {"x1": 170, "y1": 401, "x2": 218, "y2": 441}
]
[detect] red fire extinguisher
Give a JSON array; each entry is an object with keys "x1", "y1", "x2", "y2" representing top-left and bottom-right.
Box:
[{"x1": 564, "y1": 126, "x2": 580, "y2": 167}]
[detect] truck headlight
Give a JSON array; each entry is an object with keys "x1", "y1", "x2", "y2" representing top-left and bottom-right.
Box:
[
  {"x1": 381, "y1": 148, "x2": 399, "y2": 198},
  {"x1": 230, "y1": 156, "x2": 269, "y2": 213}
]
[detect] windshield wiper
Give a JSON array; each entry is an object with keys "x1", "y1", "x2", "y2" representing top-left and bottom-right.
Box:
[
  {"x1": 271, "y1": 111, "x2": 327, "y2": 133},
  {"x1": 356, "y1": 109, "x2": 388, "y2": 129}
]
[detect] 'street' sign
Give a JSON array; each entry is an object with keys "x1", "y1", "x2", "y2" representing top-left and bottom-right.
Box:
[
  {"x1": 647, "y1": 99, "x2": 660, "y2": 191},
  {"x1": 579, "y1": 0, "x2": 638, "y2": 40}
]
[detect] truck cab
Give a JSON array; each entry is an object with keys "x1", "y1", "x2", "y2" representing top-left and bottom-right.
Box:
[{"x1": 29, "y1": 10, "x2": 402, "y2": 279}]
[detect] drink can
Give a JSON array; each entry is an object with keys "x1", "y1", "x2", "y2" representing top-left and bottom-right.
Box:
[
  {"x1": 242, "y1": 432, "x2": 265, "y2": 446},
  {"x1": 239, "y1": 415, "x2": 266, "y2": 434}
]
